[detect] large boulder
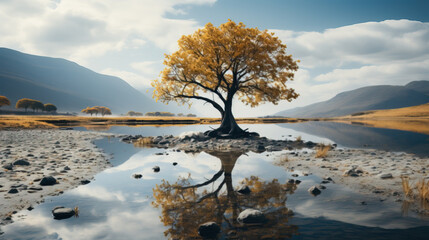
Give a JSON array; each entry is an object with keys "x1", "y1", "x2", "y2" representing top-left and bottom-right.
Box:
[
  {"x1": 237, "y1": 209, "x2": 265, "y2": 224},
  {"x1": 40, "y1": 176, "x2": 57, "y2": 186},
  {"x1": 52, "y1": 206, "x2": 75, "y2": 220},
  {"x1": 198, "y1": 222, "x2": 220, "y2": 238}
]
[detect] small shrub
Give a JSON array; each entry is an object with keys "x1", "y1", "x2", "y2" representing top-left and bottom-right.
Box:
[
  {"x1": 315, "y1": 144, "x2": 331, "y2": 158},
  {"x1": 295, "y1": 136, "x2": 302, "y2": 142}
]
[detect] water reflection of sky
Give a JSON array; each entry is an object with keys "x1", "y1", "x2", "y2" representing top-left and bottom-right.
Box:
[{"x1": 2, "y1": 135, "x2": 429, "y2": 240}]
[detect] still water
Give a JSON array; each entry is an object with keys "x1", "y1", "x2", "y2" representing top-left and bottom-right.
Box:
[{"x1": 2, "y1": 122, "x2": 429, "y2": 239}]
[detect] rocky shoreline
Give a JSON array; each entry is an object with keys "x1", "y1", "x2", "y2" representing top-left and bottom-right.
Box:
[
  {"x1": 123, "y1": 131, "x2": 429, "y2": 214},
  {"x1": 0, "y1": 129, "x2": 114, "y2": 225}
]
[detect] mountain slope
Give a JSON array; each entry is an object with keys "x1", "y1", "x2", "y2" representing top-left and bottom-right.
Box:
[
  {"x1": 276, "y1": 81, "x2": 429, "y2": 118},
  {"x1": 0, "y1": 47, "x2": 171, "y2": 114},
  {"x1": 405, "y1": 80, "x2": 429, "y2": 96}
]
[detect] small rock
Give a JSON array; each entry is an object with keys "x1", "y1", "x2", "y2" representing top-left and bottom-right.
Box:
[
  {"x1": 291, "y1": 174, "x2": 299, "y2": 177},
  {"x1": 64, "y1": 166, "x2": 71, "y2": 171},
  {"x1": 13, "y1": 159, "x2": 30, "y2": 166},
  {"x1": 198, "y1": 222, "x2": 220, "y2": 238},
  {"x1": 40, "y1": 176, "x2": 57, "y2": 186},
  {"x1": 308, "y1": 186, "x2": 322, "y2": 196},
  {"x1": 80, "y1": 179, "x2": 91, "y2": 185},
  {"x1": 237, "y1": 209, "x2": 265, "y2": 224},
  {"x1": 132, "y1": 174, "x2": 143, "y2": 179},
  {"x1": 153, "y1": 166, "x2": 160, "y2": 172},
  {"x1": 380, "y1": 173, "x2": 393, "y2": 179},
  {"x1": 52, "y1": 207, "x2": 75, "y2": 220},
  {"x1": 237, "y1": 185, "x2": 251, "y2": 195},
  {"x1": 257, "y1": 145, "x2": 266, "y2": 152},
  {"x1": 8, "y1": 188, "x2": 19, "y2": 194},
  {"x1": 3, "y1": 163, "x2": 13, "y2": 170},
  {"x1": 172, "y1": 162, "x2": 178, "y2": 166}
]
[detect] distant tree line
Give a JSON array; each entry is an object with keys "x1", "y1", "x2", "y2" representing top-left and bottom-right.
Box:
[
  {"x1": 81, "y1": 106, "x2": 112, "y2": 116},
  {"x1": 126, "y1": 111, "x2": 143, "y2": 116},
  {"x1": 142, "y1": 112, "x2": 197, "y2": 117},
  {"x1": 145, "y1": 111, "x2": 175, "y2": 117},
  {"x1": 2, "y1": 97, "x2": 58, "y2": 113}
]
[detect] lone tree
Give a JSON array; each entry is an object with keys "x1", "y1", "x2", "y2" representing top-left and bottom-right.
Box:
[
  {"x1": 0, "y1": 96, "x2": 11, "y2": 108},
  {"x1": 44, "y1": 103, "x2": 57, "y2": 113},
  {"x1": 152, "y1": 20, "x2": 299, "y2": 138}
]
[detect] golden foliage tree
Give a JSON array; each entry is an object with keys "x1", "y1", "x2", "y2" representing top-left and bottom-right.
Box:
[
  {"x1": 29, "y1": 100, "x2": 44, "y2": 112},
  {"x1": 152, "y1": 20, "x2": 299, "y2": 138},
  {"x1": 44, "y1": 103, "x2": 57, "y2": 112},
  {"x1": 152, "y1": 151, "x2": 298, "y2": 239},
  {"x1": 16, "y1": 98, "x2": 43, "y2": 112},
  {"x1": 0, "y1": 96, "x2": 11, "y2": 108},
  {"x1": 81, "y1": 106, "x2": 112, "y2": 116}
]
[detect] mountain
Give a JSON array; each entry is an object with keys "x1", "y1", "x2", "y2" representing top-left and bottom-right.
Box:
[
  {"x1": 0, "y1": 47, "x2": 173, "y2": 114},
  {"x1": 404, "y1": 80, "x2": 429, "y2": 96},
  {"x1": 276, "y1": 81, "x2": 429, "y2": 118}
]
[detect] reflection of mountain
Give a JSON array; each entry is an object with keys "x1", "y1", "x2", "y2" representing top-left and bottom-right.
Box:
[
  {"x1": 277, "y1": 81, "x2": 429, "y2": 117},
  {"x1": 152, "y1": 151, "x2": 298, "y2": 239},
  {"x1": 278, "y1": 121, "x2": 429, "y2": 156},
  {"x1": 0, "y1": 47, "x2": 174, "y2": 114}
]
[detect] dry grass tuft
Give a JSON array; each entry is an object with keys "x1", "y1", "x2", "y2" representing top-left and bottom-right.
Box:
[
  {"x1": 133, "y1": 137, "x2": 154, "y2": 148},
  {"x1": 315, "y1": 144, "x2": 331, "y2": 158},
  {"x1": 74, "y1": 206, "x2": 79, "y2": 217},
  {"x1": 295, "y1": 136, "x2": 302, "y2": 142},
  {"x1": 401, "y1": 176, "x2": 413, "y2": 198},
  {"x1": 274, "y1": 155, "x2": 291, "y2": 166},
  {"x1": 416, "y1": 179, "x2": 429, "y2": 209}
]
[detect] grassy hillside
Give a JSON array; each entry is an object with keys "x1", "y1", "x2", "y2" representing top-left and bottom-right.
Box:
[
  {"x1": 343, "y1": 103, "x2": 429, "y2": 119},
  {"x1": 277, "y1": 81, "x2": 429, "y2": 118},
  {"x1": 333, "y1": 103, "x2": 429, "y2": 135}
]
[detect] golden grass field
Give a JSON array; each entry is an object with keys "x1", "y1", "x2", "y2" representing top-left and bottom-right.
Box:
[
  {"x1": 1, "y1": 103, "x2": 428, "y2": 135},
  {"x1": 333, "y1": 103, "x2": 429, "y2": 135},
  {"x1": 0, "y1": 115, "x2": 303, "y2": 130}
]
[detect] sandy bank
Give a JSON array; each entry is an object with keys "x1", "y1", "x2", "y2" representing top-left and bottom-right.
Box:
[{"x1": 0, "y1": 129, "x2": 114, "y2": 225}]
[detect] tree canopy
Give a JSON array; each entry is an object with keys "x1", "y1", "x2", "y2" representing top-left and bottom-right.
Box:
[
  {"x1": 0, "y1": 96, "x2": 11, "y2": 108},
  {"x1": 81, "y1": 106, "x2": 112, "y2": 116},
  {"x1": 44, "y1": 103, "x2": 57, "y2": 112},
  {"x1": 16, "y1": 98, "x2": 44, "y2": 112},
  {"x1": 152, "y1": 20, "x2": 299, "y2": 138}
]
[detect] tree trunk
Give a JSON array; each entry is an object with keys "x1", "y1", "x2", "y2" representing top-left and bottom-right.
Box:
[{"x1": 207, "y1": 98, "x2": 248, "y2": 138}]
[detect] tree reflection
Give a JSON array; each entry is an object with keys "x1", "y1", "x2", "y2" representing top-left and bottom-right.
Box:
[{"x1": 152, "y1": 151, "x2": 299, "y2": 239}]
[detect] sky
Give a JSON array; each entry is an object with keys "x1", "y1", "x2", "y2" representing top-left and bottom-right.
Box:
[{"x1": 1, "y1": 0, "x2": 428, "y2": 117}]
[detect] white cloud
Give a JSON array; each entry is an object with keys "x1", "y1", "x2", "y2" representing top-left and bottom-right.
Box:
[
  {"x1": 0, "y1": 0, "x2": 215, "y2": 63},
  {"x1": 101, "y1": 68, "x2": 154, "y2": 90},
  {"x1": 273, "y1": 20, "x2": 429, "y2": 68},
  {"x1": 131, "y1": 61, "x2": 162, "y2": 76}
]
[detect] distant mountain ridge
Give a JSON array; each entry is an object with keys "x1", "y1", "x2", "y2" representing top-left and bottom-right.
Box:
[
  {"x1": 276, "y1": 81, "x2": 429, "y2": 118},
  {"x1": 0, "y1": 47, "x2": 172, "y2": 114}
]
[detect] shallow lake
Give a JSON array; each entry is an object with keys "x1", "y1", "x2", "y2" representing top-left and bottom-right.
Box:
[{"x1": 2, "y1": 121, "x2": 429, "y2": 239}]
